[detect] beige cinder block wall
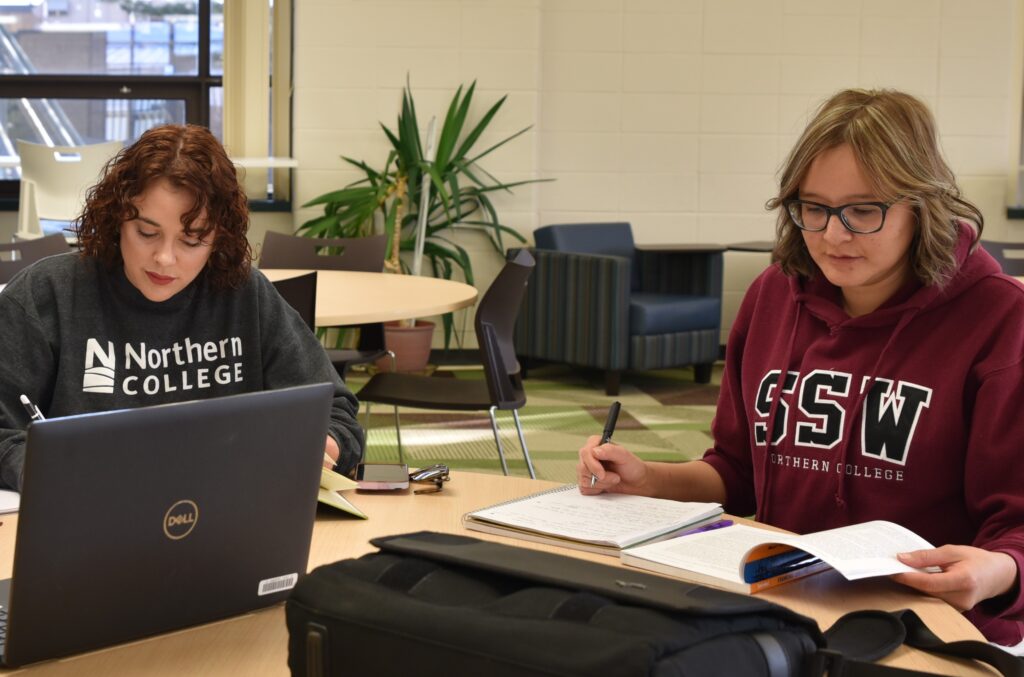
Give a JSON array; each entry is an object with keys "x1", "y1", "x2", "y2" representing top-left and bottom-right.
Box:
[{"x1": 279, "y1": 0, "x2": 1022, "y2": 348}]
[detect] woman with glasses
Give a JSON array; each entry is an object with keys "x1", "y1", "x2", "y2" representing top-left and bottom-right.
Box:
[{"x1": 578, "y1": 89, "x2": 1024, "y2": 647}]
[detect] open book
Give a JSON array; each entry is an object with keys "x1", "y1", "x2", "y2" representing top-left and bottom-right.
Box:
[
  {"x1": 318, "y1": 469, "x2": 367, "y2": 519},
  {"x1": 621, "y1": 520, "x2": 935, "y2": 594},
  {"x1": 463, "y1": 484, "x2": 723, "y2": 556}
]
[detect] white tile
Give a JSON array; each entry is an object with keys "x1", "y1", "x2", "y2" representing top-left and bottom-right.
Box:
[
  {"x1": 862, "y1": 0, "x2": 939, "y2": 16},
  {"x1": 698, "y1": 212, "x2": 779, "y2": 245},
  {"x1": 858, "y1": 57, "x2": 939, "y2": 98},
  {"x1": 538, "y1": 172, "x2": 622, "y2": 211},
  {"x1": 942, "y1": 135, "x2": 1012, "y2": 176},
  {"x1": 622, "y1": 93, "x2": 700, "y2": 132},
  {"x1": 375, "y1": 3, "x2": 462, "y2": 48},
  {"x1": 538, "y1": 132, "x2": 623, "y2": 172},
  {"x1": 619, "y1": 173, "x2": 698, "y2": 212},
  {"x1": 537, "y1": 211, "x2": 626, "y2": 232},
  {"x1": 473, "y1": 130, "x2": 538, "y2": 173},
  {"x1": 958, "y1": 176, "x2": 1011, "y2": 236},
  {"x1": 941, "y1": 0, "x2": 1010, "y2": 19},
  {"x1": 462, "y1": 6, "x2": 541, "y2": 49},
  {"x1": 295, "y1": 2, "x2": 376, "y2": 48},
  {"x1": 779, "y1": 94, "x2": 827, "y2": 134},
  {"x1": 630, "y1": 213, "x2": 699, "y2": 243},
  {"x1": 541, "y1": 51, "x2": 623, "y2": 91},
  {"x1": 703, "y1": 12, "x2": 784, "y2": 54},
  {"x1": 700, "y1": 95, "x2": 779, "y2": 134},
  {"x1": 699, "y1": 135, "x2": 781, "y2": 174},
  {"x1": 704, "y1": 0, "x2": 784, "y2": 14},
  {"x1": 293, "y1": 130, "x2": 389, "y2": 171},
  {"x1": 939, "y1": 18, "x2": 1012, "y2": 58},
  {"x1": 621, "y1": 133, "x2": 699, "y2": 173},
  {"x1": 293, "y1": 88, "x2": 379, "y2": 131},
  {"x1": 623, "y1": 11, "x2": 703, "y2": 53},
  {"x1": 781, "y1": 15, "x2": 861, "y2": 55},
  {"x1": 296, "y1": 47, "x2": 378, "y2": 88},
  {"x1": 936, "y1": 97, "x2": 1009, "y2": 137},
  {"x1": 939, "y1": 57, "x2": 1013, "y2": 97},
  {"x1": 784, "y1": 0, "x2": 861, "y2": 14},
  {"x1": 700, "y1": 55, "x2": 781, "y2": 94},
  {"x1": 541, "y1": 11, "x2": 623, "y2": 51},
  {"x1": 780, "y1": 56, "x2": 859, "y2": 95},
  {"x1": 541, "y1": 92, "x2": 622, "y2": 131},
  {"x1": 375, "y1": 48, "x2": 462, "y2": 90},
  {"x1": 542, "y1": 0, "x2": 623, "y2": 11},
  {"x1": 860, "y1": 16, "x2": 940, "y2": 57},
  {"x1": 700, "y1": 174, "x2": 778, "y2": 213},
  {"x1": 460, "y1": 50, "x2": 540, "y2": 92},
  {"x1": 472, "y1": 90, "x2": 539, "y2": 133},
  {"x1": 622, "y1": 53, "x2": 701, "y2": 93}
]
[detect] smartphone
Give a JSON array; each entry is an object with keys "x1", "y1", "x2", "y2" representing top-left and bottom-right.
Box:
[{"x1": 355, "y1": 463, "x2": 410, "y2": 491}]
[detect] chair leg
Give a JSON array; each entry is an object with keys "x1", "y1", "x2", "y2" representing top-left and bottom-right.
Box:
[
  {"x1": 488, "y1": 406, "x2": 510, "y2": 476},
  {"x1": 363, "y1": 402, "x2": 372, "y2": 432},
  {"x1": 605, "y1": 370, "x2": 621, "y2": 396},
  {"x1": 694, "y1": 363, "x2": 713, "y2": 384},
  {"x1": 385, "y1": 350, "x2": 404, "y2": 465},
  {"x1": 511, "y1": 408, "x2": 535, "y2": 479}
]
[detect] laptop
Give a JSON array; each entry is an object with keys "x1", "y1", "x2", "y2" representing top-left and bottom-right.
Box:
[{"x1": 0, "y1": 382, "x2": 333, "y2": 667}]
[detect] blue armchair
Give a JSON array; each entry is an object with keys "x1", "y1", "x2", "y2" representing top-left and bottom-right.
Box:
[{"x1": 514, "y1": 222, "x2": 723, "y2": 395}]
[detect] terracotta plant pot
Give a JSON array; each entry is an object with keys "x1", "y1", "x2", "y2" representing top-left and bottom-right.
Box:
[{"x1": 375, "y1": 320, "x2": 435, "y2": 373}]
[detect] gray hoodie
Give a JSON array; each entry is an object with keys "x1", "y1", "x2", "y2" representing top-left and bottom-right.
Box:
[{"x1": 0, "y1": 253, "x2": 365, "y2": 490}]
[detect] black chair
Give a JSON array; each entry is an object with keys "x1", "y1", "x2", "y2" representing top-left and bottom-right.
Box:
[
  {"x1": 270, "y1": 272, "x2": 318, "y2": 331},
  {"x1": 980, "y1": 240, "x2": 1024, "y2": 276},
  {"x1": 356, "y1": 249, "x2": 537, "y2": 478},
  {"x1": 0, "y1": 234, "x2": 69, "y2": 284},
  {"x1": 259, "y1": 231, "x2": 395, "y2": 377}
]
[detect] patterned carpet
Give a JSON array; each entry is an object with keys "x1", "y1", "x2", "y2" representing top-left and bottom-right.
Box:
[{"x1": 345, "y1": 363, "x2": 723, "y2": 484}]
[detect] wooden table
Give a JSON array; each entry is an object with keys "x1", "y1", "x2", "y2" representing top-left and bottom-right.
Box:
[
  {"x1": 0, "y1": 473, "x2": 992, "y2": 675},
  {"x1": 260, "y1": 269, "x2": 478, "y2": 325}
]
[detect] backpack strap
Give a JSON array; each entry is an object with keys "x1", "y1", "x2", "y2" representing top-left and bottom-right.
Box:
[{"x1": 813, "y1": 608, "x2": 1024, "y2": 677}]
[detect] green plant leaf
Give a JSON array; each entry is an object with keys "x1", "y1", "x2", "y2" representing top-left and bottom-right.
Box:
[{"x1": 453, "y1": 92, "x2": 506, "y2": 163}]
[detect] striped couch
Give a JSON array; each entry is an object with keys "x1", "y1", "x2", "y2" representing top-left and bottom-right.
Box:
[{"x1": 514, "y1": 223, "x2": 723, "y2": 395}]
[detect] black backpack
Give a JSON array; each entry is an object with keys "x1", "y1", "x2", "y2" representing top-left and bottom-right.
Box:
[{"x1": 285, "y1": 531, "x2": 1023, "y2": 677}]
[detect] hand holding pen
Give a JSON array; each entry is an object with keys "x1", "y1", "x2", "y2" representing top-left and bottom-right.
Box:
[{"x1": 590, "y1": 401, "x2": 620, "y2": 488}]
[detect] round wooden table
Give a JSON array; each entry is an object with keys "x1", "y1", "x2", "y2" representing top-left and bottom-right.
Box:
[{"x1": 260, "y1": 269, "x2": 478, "y2": 325}]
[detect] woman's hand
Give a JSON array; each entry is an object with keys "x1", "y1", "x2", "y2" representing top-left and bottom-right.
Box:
[
  {"x1": 577, "y1": 435, "x2": 654, "y2": 496},
  {"x1": 323, "y1": 435, "x2": 340, "y2": 469},
  {"x1": 893, "y1": 545, "x2": 1019, "y2": 612}
]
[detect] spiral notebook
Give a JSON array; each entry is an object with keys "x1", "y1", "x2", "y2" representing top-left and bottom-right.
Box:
[{"x1": 462, "y1": 484, "x2": 723, "y2": 556}]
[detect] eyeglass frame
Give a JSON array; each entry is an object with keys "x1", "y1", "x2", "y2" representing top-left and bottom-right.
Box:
[
  {"x1": 409, "y1": 464, "x2": 450, "y2": 494},
  {"x1": 783, "y1": 199, "x2": 893, "y2": 235}
]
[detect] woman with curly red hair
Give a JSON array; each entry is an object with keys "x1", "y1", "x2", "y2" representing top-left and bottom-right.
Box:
[{"x1": 0, "y1": 124, "x2": 365, "y2": 489}]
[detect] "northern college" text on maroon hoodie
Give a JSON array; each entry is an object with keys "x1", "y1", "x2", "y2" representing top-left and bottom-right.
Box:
[{"x1": 702, "y1": 225, "x2": 1024, "y2": 645}]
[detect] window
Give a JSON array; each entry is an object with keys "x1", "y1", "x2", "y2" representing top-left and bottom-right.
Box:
[{"x1": 0, "y1": 0, "x2": 291, "y2": 209}]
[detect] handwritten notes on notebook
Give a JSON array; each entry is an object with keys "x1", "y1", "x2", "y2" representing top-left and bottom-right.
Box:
[{"x1": 463, "y1": 484, "x2": 722, "y2": 556}]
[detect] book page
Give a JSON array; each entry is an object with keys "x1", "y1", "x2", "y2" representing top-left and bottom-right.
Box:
[
  {"x1": 469, "y1": 486, "x2": 722, "y2": 548},
  {"x1": 624, "y1": 523, "x2": 791, "y2": 583},
  {"x1": 765, "y1": 520, "x2": 935, "y2": 580}
]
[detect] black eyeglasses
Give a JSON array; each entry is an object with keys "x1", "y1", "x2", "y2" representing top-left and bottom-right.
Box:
[
  {"x1": 784, "y1": 199, "x2": 892, "y2": 234},
  {"x1": 409, "y1": 464, "x2": 450, "y2": 494}
]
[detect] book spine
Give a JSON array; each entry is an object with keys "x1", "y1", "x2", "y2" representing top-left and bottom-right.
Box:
[{"x1": 749, "y1": 560, "x2": 830, "y2": 593}]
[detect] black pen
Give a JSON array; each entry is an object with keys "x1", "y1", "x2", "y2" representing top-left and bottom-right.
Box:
[
  {"x1": 590, "y1": 401, "x2": 620, "y2": 488},
  {"x1": 19, "y1": 394, "x2": 45, "y2": 423}
]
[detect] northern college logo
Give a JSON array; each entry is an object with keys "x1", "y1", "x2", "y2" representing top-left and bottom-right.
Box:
[
  {"x1": 82, "y1": 336, "x2": 244, "y2": 396},
  {"x1": 83, "y1": 339, "x2": 116, "y2": 393},
  {"x1": 163, "y1": 499, "x2": 199, "y2": 540}
]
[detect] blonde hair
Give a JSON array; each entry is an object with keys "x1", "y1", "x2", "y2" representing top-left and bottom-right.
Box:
[{"x1": 767, "y1": 89, "x2": 983, "y2": 286}]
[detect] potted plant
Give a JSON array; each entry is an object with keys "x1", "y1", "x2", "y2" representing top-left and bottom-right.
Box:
[{"x1": 297, "y1": 80, "x2": 543, "y2": 370}]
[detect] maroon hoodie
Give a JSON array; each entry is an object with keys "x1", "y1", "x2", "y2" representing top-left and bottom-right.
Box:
[{"x1": 702, "y1": 225, "x2": 1024, "y2": 644}]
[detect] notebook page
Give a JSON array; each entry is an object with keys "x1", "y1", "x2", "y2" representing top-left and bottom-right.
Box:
[{"x1": 469, "y1": 486, "x2": 721, "y2": 548}]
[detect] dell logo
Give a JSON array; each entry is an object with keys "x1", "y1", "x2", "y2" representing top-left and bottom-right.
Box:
[{"x1": 163, "y1": 499, "x2": 199, "y2": 540}]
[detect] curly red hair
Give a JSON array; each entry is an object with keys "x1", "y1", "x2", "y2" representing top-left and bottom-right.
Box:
[{"x1": 75, "y1": 124, "x2": 252, "y2": 290}]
